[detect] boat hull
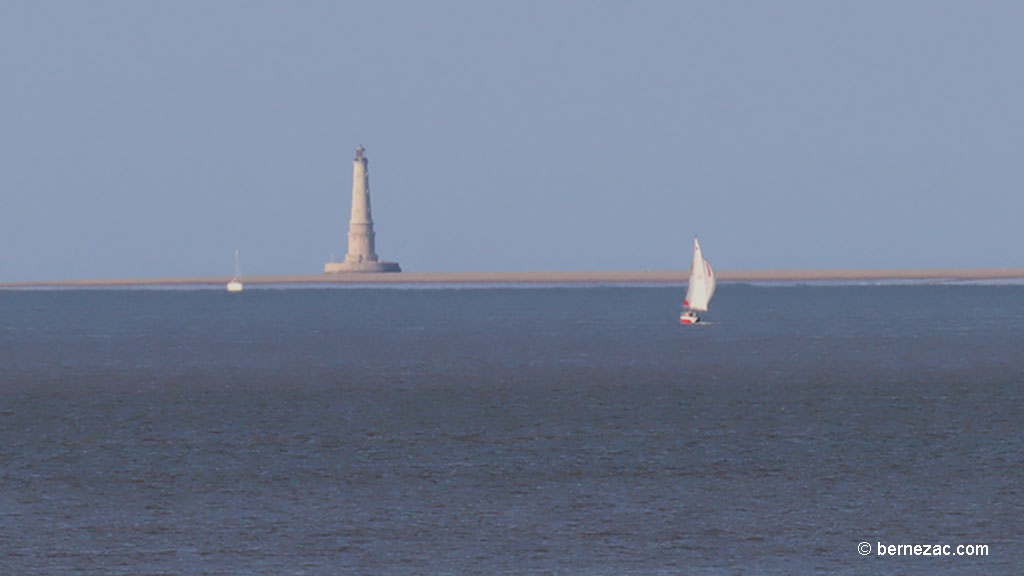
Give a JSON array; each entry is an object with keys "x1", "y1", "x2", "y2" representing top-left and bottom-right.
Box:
[{"x1": 680, "y1": 313, "x2": 700, "y2": 325}]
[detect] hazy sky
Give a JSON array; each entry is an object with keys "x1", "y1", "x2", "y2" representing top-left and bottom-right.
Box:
[{"x1": 3, "y1": 1, "x2": 1023, "y2": 281}]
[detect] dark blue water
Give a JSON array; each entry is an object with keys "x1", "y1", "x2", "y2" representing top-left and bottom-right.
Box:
[{"x1": 1, "y1": 285, "x2": 1022, "y2": 575}]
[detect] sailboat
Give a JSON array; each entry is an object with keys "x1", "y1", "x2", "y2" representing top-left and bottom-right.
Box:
[
  {"x1": 226, "y1": 248, "x2": 244, "y2": 293},
  {"x1": 680, "y1": 237, "x2": 715, "y2": 324}
]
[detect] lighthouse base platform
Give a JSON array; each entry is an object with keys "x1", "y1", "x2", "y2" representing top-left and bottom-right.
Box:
[{"x1": 324, "y1": 261, "x2": 402, "y2": 274}]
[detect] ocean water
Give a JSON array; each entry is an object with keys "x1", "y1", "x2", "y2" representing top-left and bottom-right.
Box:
[{"x1": 1, "y1": 284, "x2": 1021, "y2": 575}]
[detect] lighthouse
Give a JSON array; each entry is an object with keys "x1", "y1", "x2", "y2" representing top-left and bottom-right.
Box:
[{"x1": 324, "y1": 146, "x2": 401, "y2": 273}]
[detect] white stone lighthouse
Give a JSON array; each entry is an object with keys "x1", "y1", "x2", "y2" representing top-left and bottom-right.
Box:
[{"x1": 324, "y1": 146, "x2": 401, "y2": 273}]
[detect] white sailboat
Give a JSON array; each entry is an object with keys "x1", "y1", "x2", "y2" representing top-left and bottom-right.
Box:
[
  {"x1": 681, "y1": 237, "x2": 715, "y2": 324},
  {"x1": 226, "y1": 248, "x2": 244, "y2": 293}
]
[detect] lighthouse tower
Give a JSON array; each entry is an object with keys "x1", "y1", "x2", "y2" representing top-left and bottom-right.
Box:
[{"x1": 324, "y1": 146, "x2": 401, "y2": 273}]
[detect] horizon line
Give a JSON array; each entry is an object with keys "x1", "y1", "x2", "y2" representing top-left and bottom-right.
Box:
[{"x1": 4, "y1": 267, "x2": 1024, "y2": 288}]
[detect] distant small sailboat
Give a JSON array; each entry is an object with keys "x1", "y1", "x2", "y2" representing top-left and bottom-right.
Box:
[
  {"x1": 681, "y1": 237, "x2": 715, "y2": 324},
  {"x1": 226, "y1": 249, "x2": 244, "y2": 293}
]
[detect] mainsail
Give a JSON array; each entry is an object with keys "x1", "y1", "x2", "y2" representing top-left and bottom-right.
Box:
[
  {"x1": 684, "y1": 237, "x2": 716, "y2": 312},
  {"x1": 227, "y1": 248, "x2": 244, "y2": 292}
]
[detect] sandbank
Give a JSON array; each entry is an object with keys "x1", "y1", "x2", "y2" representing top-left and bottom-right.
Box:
[{"x1": 3, "y1": 268, "x2": 1024, "y2": 288}]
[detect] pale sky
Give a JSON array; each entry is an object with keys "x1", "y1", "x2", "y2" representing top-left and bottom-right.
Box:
[{"x1": 3, "y1": 1, "x2": 1023, "y2": 281}]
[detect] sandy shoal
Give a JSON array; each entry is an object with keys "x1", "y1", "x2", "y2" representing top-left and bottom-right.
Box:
[{"x1": 4, "y1": 268, "x2": 1024, "y2": 288}]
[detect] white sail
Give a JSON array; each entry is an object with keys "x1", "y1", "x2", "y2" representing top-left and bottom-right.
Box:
[
  {"x1": 684, "y1": 237, "x2": 715, "y2": 312},
  {"x1": 227, "y1": 249, "x2": 244, "y2": 292}
]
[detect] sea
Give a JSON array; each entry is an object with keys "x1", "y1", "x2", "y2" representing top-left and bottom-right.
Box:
[{"x1": 1, "y1": 283, "x2": 1021, "y2": 575}]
